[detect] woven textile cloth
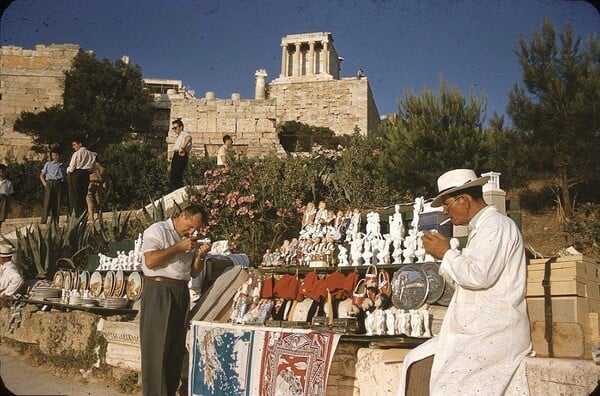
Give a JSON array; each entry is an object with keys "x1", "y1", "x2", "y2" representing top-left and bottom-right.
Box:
[{"x1": 189, "y1": 321, "x2": 341, "y2": 396}]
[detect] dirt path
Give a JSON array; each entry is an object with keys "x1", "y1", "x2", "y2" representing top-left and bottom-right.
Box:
[{"x1": 0, "y1": 345, "x2": 139, "y2": 396}]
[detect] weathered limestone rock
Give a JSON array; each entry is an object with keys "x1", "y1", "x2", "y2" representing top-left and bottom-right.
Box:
[
  {"x1": 355, "y1": 347, "x2": 406, "y2": 395},
  {"x1": 525, "y1": 357, "x2": 600, "y2": 396},
  {"x1": 97, "y1": 319, "x2": 141, "y2": 371},
  {"x1": 327, "y1": 342, "x2": 360, "y2": 396}
]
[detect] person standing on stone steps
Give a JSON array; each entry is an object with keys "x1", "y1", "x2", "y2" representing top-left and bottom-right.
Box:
[
  {"x1": 67, "y1": 138, "x2": 96, "y2": 218},
  {"x1": 0, "y1": 164, "x2": 13, "y2": 232},
  {"x1": 168, "y1": 118, "x2": 192, "y2": 192},
  {"x1": 40, "y1": 148, "x2": 66, "y2": 224}
]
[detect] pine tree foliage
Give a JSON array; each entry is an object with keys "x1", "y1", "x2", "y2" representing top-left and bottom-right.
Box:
[
  {"x1": 14, "y1": 50, "x2": 154, "y2": 153},
  {"x1": 379, "y1": 79, "x2": 488, "y2": 196},
  {"x1": 507, "y1": 20, "x2": 600, "y2": 217}
]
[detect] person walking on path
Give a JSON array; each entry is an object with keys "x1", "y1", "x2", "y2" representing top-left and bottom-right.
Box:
[
  {"x1": 168, "y1": 119, "x2": 192, "y2": 192},
  {"x1": 216, "y1": 134, "x2": 234, "y2": 168},
  {"x1": 67, "y1": 139, "x2": 96, "y2": 218},
  {"x1": 0, "y1": 164, "x2": 13, "y2": 231},
  {"x1": 139, "y1": 204, "x2": 210, "y2": 395},
  {"x1": 40, "y1": 148, "x2": 66, "y2": 224}
]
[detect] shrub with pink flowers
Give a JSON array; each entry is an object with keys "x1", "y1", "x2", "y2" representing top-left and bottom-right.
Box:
[{"x1": 188, "y1": 156, "x2": 322, "y2": 263}]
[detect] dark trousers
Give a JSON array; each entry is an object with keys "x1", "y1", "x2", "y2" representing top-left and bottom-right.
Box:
[
  {"x1": 41, "y1": 180, "x2": 63, "y2": 224},
  {"x1": 140, "y1": 280, "x2": 189, "y2": 396},
  {"x1": 169, "y1": 152, "x2": 188, "y2": 192},
  {"x1": 68, "y1": 169, "x2": 91, "y2": 218}
]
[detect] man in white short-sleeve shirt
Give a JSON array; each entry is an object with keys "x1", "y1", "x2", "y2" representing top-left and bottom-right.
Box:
[{"x1": 139, "y1": 204, "x2": 210, "y2": 395}]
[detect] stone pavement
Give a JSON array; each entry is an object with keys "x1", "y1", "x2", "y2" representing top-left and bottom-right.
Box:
[{"x1": 0, "y1": 345, "x2": 139, "y2": 395}]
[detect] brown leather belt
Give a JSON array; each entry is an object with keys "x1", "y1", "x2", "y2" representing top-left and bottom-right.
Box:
[{"x1": 144, "y1": 276, "x2": 188, "y2": 285}]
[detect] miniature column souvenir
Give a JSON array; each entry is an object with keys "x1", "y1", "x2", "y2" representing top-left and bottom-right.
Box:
[
  {"x1": 415, "y1": 233, "x2": 426, "y2": 263},
  {"x1": 410, "y1": 309, "x2": 423, "y2": 337},
  {"x1": 375, "y1": 309, "x2": 386, "y2": 335},
  {"x1": 362, "y1": 238, "x2": 373, "y2": 266},
  {"x1": 411, "y1": 196, "x2": 424, "y2": 233},
  {"x1": 365, "y1": 311, "x2": 375, "y2": 336},
  {"x1": 392, "y1": 238, "x2": 403, "y2": 264},
  {"x1": 386, "y1": 308, "x2": 396, "y2": 335},
  {"x1": 350, "y1": 233, "x2": 365, "y2": 266},
  {"x1": 421, "y1": 306, "x2": 432, "y2": 338}
]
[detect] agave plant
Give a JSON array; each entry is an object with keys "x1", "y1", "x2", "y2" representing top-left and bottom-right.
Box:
[{"x1": 11, "y1": 212, "x2": 92, "y2": 279}]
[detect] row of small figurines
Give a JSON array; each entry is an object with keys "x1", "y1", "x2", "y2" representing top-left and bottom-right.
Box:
[
  {"x1": 363, "y1": 305, "x2": 433, "y2": 338},
  {"x1": 96, "y1": 251, "x2": 143, "y2": 271},
  {"x1": 261, "y1": 231, "x2": 460, "y2": 268}
]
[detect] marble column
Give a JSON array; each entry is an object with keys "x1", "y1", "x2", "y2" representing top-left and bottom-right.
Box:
[
  {"x1": 307, "y1": 42, "x2": 315, "y2": 75},
  {"x1": 294, "y1": 43, "x2": 301, "y2": 76},
  {"x1": 323, "y1": 42, "x2": 329, "y2": 76},
  {"x1": 281, "y1": 44, "x2": 287, "y2": 77}
]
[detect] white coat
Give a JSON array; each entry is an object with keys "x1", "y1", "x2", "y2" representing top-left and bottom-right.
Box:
[
  {"x1": 0, "y1": 260, "x2": 24, "y2": 297},
  {"x1": 398, "y1": 205, "x2": 531, "y2": 395}
]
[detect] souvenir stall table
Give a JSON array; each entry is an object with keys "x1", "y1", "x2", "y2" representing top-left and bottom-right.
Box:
[{"x1": 188, "y1": 199, "x2": 455, "y2": 394}]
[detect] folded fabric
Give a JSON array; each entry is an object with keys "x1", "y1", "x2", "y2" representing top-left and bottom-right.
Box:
[
  {"x1": 325, "y1": 271, "x2": 347, "y2": 300},
  {"x1": 301, "y1": 272, "x2": 327, "y2": 302},
  {"x1": 273, "y1": 274, "x2": 300, "y2": 300},
  {"x1": 343, "y1": 272, "x2": 359, "y2": 300}
]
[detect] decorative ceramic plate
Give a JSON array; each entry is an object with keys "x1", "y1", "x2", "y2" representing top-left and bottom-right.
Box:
[
  {"x1": 103, "y1": 271, "x2": 115, "y2": 297},
  {"x1": 89, "y1": 271, "x2": 103, "y2": 298},
  {"x1": 113, "y1": 270, "x2": 125, "y2": 297},
  {"x1": 63, "y1": 271, "x2": 72, "y2": 292},
  {"x1": 436, "y1": 281, "x2": 455, "y2": 307},
  {"x1": 126, "y1": 272, "x2": 143, "y2": 301},
  {"x1": 391, "y1": 265, "x2": 429, "y2": 310},
  {"x1": 421, "y1": 263, "x2": 446, "y2": 304},
  {"x1": 53, "y1": 271, "x2": 64, "y2": 289},
  {"x1": 79, "y1": 271, "x2": 90, "y2": 292}
]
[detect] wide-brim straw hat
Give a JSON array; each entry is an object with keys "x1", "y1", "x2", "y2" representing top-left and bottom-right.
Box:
[
  {"x1": 431, "y1": 169, "x2": 490, "y2": 207},
  {"x1": 0, "y1": 243, "x2": 16, "y2": 258}
]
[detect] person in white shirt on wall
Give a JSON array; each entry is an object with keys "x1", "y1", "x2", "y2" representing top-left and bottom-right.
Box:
[
  {"x1": 67, "y1": 139, "x2": 96, "y2": 218},
  {"x1": 0, "y1": 244, "x2": 23, "y2": 300},
  {"x1": 168, "y1": 118, "x2": 192, "y2": 192},
  {"x1": 216, "y1": 134, "x2": 233, "y2": 168},
  {"x1": 0, "y1": 164, "x2": 13, "y2": 231},
  {"x1": 397, "y1": 169, "x2": 531, "y2": 396}
]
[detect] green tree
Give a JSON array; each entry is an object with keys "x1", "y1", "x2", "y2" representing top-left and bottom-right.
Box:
[
  {"x1": 507, "y1": 20, "x2": 600, "y2": 218},
  {"x1": 379, "y1": 79, "x2": 488, "y2": 196},
  {"x1": 277, "y1": 121, "x2": 340, "y2": 152},
  {"x1": 482, "y1": 112, "x2": 530, "y2": 191},
  {"x1": 14, "y1": 51, "x2": 154, "y2": 153}
]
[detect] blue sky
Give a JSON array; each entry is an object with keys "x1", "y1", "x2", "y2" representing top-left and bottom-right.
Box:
[{"x1": 1, "y1": 0, "x2": 598, "y2": 120}]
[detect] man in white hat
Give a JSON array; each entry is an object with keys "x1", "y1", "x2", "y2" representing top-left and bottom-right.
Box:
[
  {"x1": 0, "y1": 244, "x2": 23, "y2": 298},
  {"x1": 397, "y1": 169, "x2": 531, "y2": 396}
]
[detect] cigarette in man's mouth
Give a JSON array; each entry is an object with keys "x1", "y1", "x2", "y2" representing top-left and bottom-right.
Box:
[{"x1": 440, "y1": 218, "x2": 452, "y2": 226}]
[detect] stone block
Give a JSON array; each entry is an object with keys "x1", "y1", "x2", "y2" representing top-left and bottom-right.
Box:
[
  {"x1": 356, "y1": 348, "x2": 404, "y2": 395},
  {"x1": 525, "y1": 357, "x2": 600, "y2": 396}
]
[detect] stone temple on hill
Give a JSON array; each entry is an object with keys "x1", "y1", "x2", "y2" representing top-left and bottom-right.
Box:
[{"x1": 0, "y1": 32, "x2": 380, "y2": 161}]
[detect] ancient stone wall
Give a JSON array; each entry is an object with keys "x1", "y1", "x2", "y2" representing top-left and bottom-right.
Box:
[
  {"x1": 168, "y1": 95, "x2": 285, "y2": 160},
  {"x1": 268, "y1": 77, "x2": 380, "y2": 136},
  {"x1": 0, "y1": 44, "x2": 80, "y2": 162}
]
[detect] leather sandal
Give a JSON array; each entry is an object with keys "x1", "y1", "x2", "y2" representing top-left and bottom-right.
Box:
[
  {"x1": 364, "y1": 264, "x2": 378, "y2": 289},
  {"x1": 378, "y1": 269, "x2": 391, "y2": 296},
  {"x1": 352, "y1": 278, "x2": 366, "y2": 306}
]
